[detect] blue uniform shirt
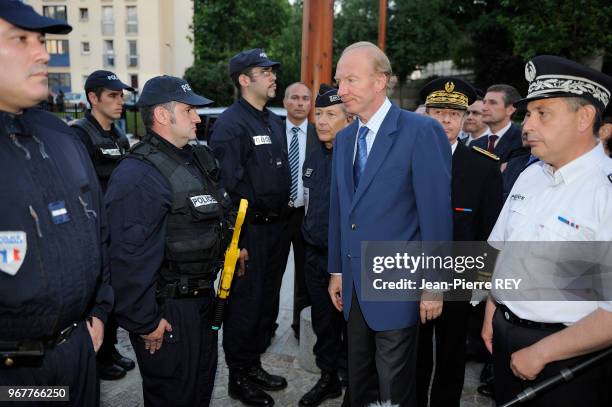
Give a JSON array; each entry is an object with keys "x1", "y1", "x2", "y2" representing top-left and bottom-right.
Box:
[{"x1": 0, "y1": 109, "x2": 113, "y2": 340}]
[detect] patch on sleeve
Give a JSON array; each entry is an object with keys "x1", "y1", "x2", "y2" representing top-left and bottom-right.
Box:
[{"x1": 0, "y1": 231, "x2": 27, "y2": 276}]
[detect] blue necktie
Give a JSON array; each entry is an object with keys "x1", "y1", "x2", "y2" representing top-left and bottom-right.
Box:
[
  {"x1": 289, "y1": 127, "x2": 300, "y2": 203},
  {"x1": 353, "y1": 126, "x2": 369, "y2": 189}
]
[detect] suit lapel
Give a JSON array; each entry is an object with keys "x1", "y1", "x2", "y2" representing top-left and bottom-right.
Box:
[
  {"x1": 351, "y1": 105, "x2": 400, "y2": 209},
  {"x1": 342, "y1": 121, "x2": 359, "y2": 201}
]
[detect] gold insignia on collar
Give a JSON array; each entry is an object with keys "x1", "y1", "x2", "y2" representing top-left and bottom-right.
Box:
[
  {"x1": 472, "y1": 146, "x2": 500, "y2": 161},
  {"x1": 445, "y1": 82, "x2": 455, "y2": 93}
]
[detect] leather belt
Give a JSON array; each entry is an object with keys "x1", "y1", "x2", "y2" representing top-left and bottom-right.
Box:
[
  {"x1": 157, "y1": 279, "x2": 213, "y2": 300},
  {"x1": 498, "y1": 303, "x2": 566, "y2": 331},
  {"x1": 0, "y1": 322, "x2": 79, "y2": 368}
]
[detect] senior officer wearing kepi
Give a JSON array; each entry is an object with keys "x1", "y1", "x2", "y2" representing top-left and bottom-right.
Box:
[
  {"x1": 0, "y1": 2, "x2": 113, "y2": 405},
  {"x1": 328, "y1": 41, "x2": 453, "y2": 406},
  {"x1": 481, "y1": 56, "x2": 612, "y2": 406},
  {"x1": 106, "y1": 76, "x2": 235, "y2": 406},
  {"x1": 70, "y1": 70, "x2": 135, "y2": 381},
  {"x1": 417, "y1": 77, "x2": 503, "y2": 407},
  {"x1": 299, "y1": 84, "x2": 352, "y2": 407},
  {"x1": 209, "y1": 49, "x2": 290, "y2": 406}
]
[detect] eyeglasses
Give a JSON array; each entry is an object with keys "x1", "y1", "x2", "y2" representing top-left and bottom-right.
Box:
[{"x1": 249, "y1": 69, "x2": 277, "y2": 79}]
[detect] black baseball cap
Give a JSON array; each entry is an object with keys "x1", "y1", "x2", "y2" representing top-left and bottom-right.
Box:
[
  {"x1": 315, "y1": 84, "x2": 343, "y2": 108},
  {"x1": 229, "y1": 48, "x2": 280, "y2": 78},
  {"x1": 137, "y1": 75, "x2": 213, "y2": 107},
  {"x1": 84, "y1": 70, "x2": 134, "y2": 93},
  {"x1": 0, "y1": 0, "x2": 72, "y2": 34}
]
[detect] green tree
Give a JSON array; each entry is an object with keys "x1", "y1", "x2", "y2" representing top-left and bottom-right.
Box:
[
  {"x1": 333, "y1": 0, "x2": 379, "y2": 63},
  {"x1": 185, "y1": 0, "x2": 292, "y2": 106}
]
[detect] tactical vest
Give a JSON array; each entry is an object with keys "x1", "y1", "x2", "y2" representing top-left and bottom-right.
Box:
[
  {"x1": 129, "y1": 134, "x2": 232, "y2": 284},
  {"x1": 70, "y1": 117, "x2": 129, "y2": 180}
]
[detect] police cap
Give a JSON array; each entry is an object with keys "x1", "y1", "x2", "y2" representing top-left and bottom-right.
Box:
[
  {"x1": 419, "y1": 77, "x2": 477, "y2": 111},
  {"x1": 0, "y1": 0, "x2": 71, "y2": 34},
  {"x1": 517, "y1": 55, "x2": 612, "y2": 112},
  {"x1": 229, "y1": 48, "x2": 280, "y2": 78},
  {"x1": 137, "y1": 75, "x2": 213, "y2": 107},
  {"x1": 85, "y1": 70, "x2": 134, "y2": 93},
  {"x1": 315, "y1": 84, "x2": 342, "y2": 108}
]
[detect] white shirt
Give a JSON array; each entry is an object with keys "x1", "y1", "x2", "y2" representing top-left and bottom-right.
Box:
[
  {"x1": 451, "y1": 140, "x2": 458, "y2": 155},
  {"x1": 353, "y1": 98, "x2": 392, "y2": 163},
  {"x1": 489, "y1": 143, "x2": 612, "y2": 324},
  {"x1": 286, "y1": 118, "x2": 308, "y2": 208},
  {"x1": 465, "y1": 126, "x2": 490, "y2": 146},
  {"x1": 482, "y1": 121, "x2": 511, "y2": 148}
]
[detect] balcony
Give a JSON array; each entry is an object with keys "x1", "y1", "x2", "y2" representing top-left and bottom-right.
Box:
[
  {"x1": 103, "y1": 53, "x2": 116, "y2": 68},
  {"x1": 126, "y1": 20, "x2": 138, "y2": 35},
  {"x1": 101, "y1": 20, "x2": 114, "y2": 36},
  {"x1": 127, "y1": 54, "x2": 138, "y2": 67},
  {"x1": 49, "y1": 53, "x2": 70, "y2": 67}
]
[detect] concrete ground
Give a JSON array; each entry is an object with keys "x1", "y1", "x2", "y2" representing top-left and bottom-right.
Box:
[{"x1": 101, "y1": 250, "x2": 494, "y2": 407}]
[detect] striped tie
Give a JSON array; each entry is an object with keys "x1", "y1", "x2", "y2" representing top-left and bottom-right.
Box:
[
  {"x1": 289, "y1": 126, "x2": 300, "y2": 203},
  {"x1": 353, "y1": 125, "x2": 369, "y2": 189}
]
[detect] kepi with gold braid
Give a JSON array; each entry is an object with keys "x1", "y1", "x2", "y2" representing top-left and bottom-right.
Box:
[{"x1": 419, "y1": 77, "x2": 478, "y2": 111}]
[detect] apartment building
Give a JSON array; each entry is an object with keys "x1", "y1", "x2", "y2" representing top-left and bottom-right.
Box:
[{"x1": 25, "y1": 0, "x2": 194, "y2": 94}]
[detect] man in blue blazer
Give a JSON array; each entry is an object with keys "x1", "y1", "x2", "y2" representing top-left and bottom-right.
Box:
[{"x1": 328, "y1": 41, "x2": 453, "y2": 406}]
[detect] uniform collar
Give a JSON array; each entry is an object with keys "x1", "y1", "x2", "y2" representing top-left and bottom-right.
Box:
[
  {"x1": 238, "y1": 97, "x2": 269, "y2": 120},
  {"x1": 86, "y1": 111, "x2": 117, "y2": 137},
  {"x1": 542, "y1": 142, "x2": 606, "y2": 185}
]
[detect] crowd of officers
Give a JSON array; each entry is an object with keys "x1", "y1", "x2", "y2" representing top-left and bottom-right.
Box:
[{"x1": 2, "y1": 2, "x2": 612, "y2": 407}]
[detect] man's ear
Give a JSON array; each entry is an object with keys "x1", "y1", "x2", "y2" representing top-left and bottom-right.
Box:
[
  {"x1": 576, "y1": 104, "x2": 597, "y2": 133},
  {"x1": 505, "y1": 104, "x2": 517, "y2": 117},
  {"x1": 153, "y1": 105, "x2": 170, "y2": 126},
  {"x1": 87, "y1": 91, "x2": 98, "y2": 108},
  {"x1": 238, "y1": 73, "x2": 251, "y2": 89}
]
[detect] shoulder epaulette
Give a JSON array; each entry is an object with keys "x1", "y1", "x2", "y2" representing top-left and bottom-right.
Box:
[{"x1": 471, "y1": 146, "x2": 500, "y2": 161}]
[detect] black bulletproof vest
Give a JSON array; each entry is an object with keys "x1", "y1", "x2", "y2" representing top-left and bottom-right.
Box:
[
  {"x1": 70, "y1": 117, "x2": 129, "y2": 180},
  {"x1": 129, "y1": 134, "x2": 232, "y2": 283}
]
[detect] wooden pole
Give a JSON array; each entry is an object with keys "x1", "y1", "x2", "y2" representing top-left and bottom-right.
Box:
[
  {"x1": 301, "y1": 0, "x2": 334, "y2": 121},
  {"x1": 378, "y1": 0, "x2": 387, "y2": 51}
]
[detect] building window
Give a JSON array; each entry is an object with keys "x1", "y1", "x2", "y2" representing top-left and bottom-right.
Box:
[
  {"x1": 43, "y1": 6, "x2": 67, "y2": 22},
  {"x1": 46, "y1": 39, "x2": 69, "y2": 55},
  {"x1": 81, "y1": 41, "x2": 90, "y2": 54},
  {"x1": 101, "y1": 6, "x2": 114, "y2": 35},
  {"x1": 48, "y1": 73, "x2": 71, "y2": 92},
  {"x1": 104, "y1": 40, "x2": 115, "y2": 67},
  {"x1": 126, "y1": 6, "x2": 138, "y2": 34},
  {"x1": 127, "y1": 40, "x2": 138, "y2": 67},
  {"x1": 129, "y1": 74, "x2": 139, "y2": 90},
  {"x1": 79, "y1": 8, "x2": 89, "y2": 21}
]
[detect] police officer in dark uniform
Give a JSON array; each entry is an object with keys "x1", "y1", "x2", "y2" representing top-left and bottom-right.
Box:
[
  {"x1": 417, "y1": 77, "x2": 503, "y2": 407},
  {"x1": 105, "y1": 76, "x2": 232, "y2": 406},
  {"x1": 299, "y1": 85, "x2": 351, "y2": 407},
  {"x1": 209, "y1": 48, "x2": 290, "y2": 406},
  {"x1": 71, "y1": 71, "x2": 133, "y2": 191},
  {"x1": 0, "y1": 2, "x2": 113, "y2": 405},
  {"x1": 70, "y1": 70, "x2": 135, "y2": 381}
]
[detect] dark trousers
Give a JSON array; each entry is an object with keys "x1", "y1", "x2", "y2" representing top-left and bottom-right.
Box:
[
  {"x1": 224, "y1": 222, "x2": 283, "y2": 369},
  {"x1": 416, "y1": 301, "x2": 470, "y2": 407},
  {"x1": 97, "y1": 313, "x2": 119, "y2": 363},
  {"x1": 264, "y1": 207, "x2": 310, "y2": 338},
  {"x1": 303, "y1": 244, "x2": 346, "y2": 372},
  {"x1": 347, "y1": 288, "x2": 417, "y2": 407},
  {"x1": 492, "y1": 308, "x2": 612, "y2": 407},
  {"x1": 130, "y1": 295, "x2": 218, "y2": 407},
  {"x1": 0, "y1": 322, "x2": 98, "y2": 407}
]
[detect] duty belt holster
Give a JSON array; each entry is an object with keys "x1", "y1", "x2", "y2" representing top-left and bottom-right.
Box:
[
  {"x1": 0, "y1": 323, "x2": 78, "y2": 369},
  {"x1": 156, "y1": 277, "x2": 214, "y2": 300}
]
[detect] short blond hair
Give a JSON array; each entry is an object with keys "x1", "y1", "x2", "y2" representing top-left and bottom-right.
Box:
[{"x1": 342, "y1": 41, "x2": 397, "y2": 91}]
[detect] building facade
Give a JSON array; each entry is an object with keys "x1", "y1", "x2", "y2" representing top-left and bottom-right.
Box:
[{"x1": 25, "y1": 0, "x2": 194, "y2": 94}]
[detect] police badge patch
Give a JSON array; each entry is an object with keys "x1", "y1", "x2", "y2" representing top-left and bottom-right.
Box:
[{"x1": 0, "y1": 231, "x2": 27, "y2": 276}]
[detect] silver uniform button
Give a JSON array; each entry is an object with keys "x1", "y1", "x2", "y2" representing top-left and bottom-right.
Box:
[{"x1": 504, "y1": 311, "x2": 510, "y2": 320}]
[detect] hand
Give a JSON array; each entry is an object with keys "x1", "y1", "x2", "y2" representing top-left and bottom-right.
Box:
[
  {"x1": 328, "y1": 275, "x2": 343, "y2": 312},
  {"x1": 481, "y1": 297, "x2": 496, "y2": 354},
  {"x1": 419, "y1": 291, "x2": 443, "y2": 323},
  {"x1": 237, "y1": 248, "x2": 249, "y2": 277},
  {"x1": 510, "y1": 344, "x2": 547, "y2": 381},
  {"x1": 140, "y1": 318, "x2": 172, "y2": 355},
  {"x1": 86, "y1": 316, "x2": 104, "y2": 353}
]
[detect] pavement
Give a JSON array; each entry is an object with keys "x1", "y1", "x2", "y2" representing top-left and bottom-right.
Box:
[{"x1": 101, "y1": 250, "x2": 494, "y2": 407}]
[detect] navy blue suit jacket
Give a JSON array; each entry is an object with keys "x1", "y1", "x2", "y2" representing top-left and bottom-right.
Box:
[{"x1": 327, "y1": 103, "x2": 453, "y2": 331}]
